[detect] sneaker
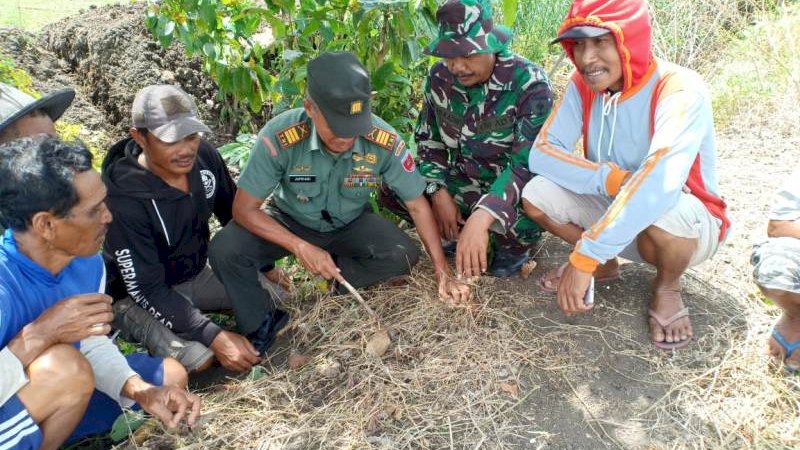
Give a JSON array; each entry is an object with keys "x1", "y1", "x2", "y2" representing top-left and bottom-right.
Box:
[
  {"x1": 247, "y1": 309, "x2": 290, "y2": 355},
  {"x1": 488, "y1": 249, "x2": 531, "y2": 278}
]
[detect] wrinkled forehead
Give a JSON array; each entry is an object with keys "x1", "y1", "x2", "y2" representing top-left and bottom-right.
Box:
[{"x1": 72, "y1": 170, "x2": 106, "y2": 207}]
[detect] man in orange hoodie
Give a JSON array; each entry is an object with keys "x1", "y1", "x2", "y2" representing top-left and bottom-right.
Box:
[{"x1": 521, "y1": 0, "x2": 730, "y2": 349}]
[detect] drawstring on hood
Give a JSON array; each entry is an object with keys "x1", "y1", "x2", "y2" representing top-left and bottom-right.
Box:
[
  {"x1": 596, "y1": 91, "x2": 621, "y2": 161},
  {"x1": 558, "y1": 0, "x2": 653, "y2": 94}
]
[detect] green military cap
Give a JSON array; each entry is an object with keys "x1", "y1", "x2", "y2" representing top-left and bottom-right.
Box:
[
  {"x1": 307, "y1": 52, "x2": 373, "y2": 138},
  {"x1": 426, "y1": 0, "x2": 511, "y2": 58}
]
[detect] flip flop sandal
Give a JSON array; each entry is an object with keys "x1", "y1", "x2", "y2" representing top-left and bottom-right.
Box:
[
  {"x1": 648, "y1": 307, "x2": 693, "y2": 350},
  {"x1": 771, "y1": 327, "x2": 800, "y2": 374},
  {"x1": 538, "y1": 262, "x2": 620, "y2": 293}
]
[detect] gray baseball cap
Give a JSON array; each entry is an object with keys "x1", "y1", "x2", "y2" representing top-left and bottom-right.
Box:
[
  {"x1": 0, "y1": 83, "x2": 75, "y2": 136},
  {"x1": 551, "y1": 25, "x2": 611, "y2": 44},
  {"x1": 131, "y1": 84, "x2": 211, "y2": 143}
]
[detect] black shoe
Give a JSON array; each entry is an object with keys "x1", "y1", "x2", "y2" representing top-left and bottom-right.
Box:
[
  {"x1": 488, "y1": 249, "x2": 531, "y2": 278},
  {"x1": 247, "y1": 309, "x2": 290, "y2": 355}
]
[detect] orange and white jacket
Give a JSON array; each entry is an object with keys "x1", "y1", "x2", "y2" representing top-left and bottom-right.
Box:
[{"x1": 528, "y1": 0, "x2": 730, "y2": 272}]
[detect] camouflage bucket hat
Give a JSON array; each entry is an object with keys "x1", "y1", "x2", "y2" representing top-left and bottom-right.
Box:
[{"x1": 426, "y1": 0, "x2": 511, "y2": 58}]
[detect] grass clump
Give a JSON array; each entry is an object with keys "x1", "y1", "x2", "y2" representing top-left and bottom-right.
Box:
[
  {"x1": 710, "y1": 3, "x2": 800, "y2": 130},
  {"x1": 0, "y1": 55, "x2": 35, "y2": 95}
]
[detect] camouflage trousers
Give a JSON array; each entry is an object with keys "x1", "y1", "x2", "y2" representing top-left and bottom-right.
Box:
[
  {"x1": 378, "y1": 178, "x2": 542, "y2": 255},
  {"x1": 752, "y1": 237, "x2": 800, "y2": 295}
]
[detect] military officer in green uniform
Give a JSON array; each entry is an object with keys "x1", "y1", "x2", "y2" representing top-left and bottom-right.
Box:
[
  {"x1": 381, "y1": 0, "x2": 553, "y2": 278},
  {"x1": 209, "y1": 52, "x2": 472, "y2": 333}
]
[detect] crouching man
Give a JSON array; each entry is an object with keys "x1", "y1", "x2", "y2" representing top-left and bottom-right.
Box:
[
  {"x1": 0, "y1": 137, "x2": 200, "y2": 449},
  {"x1": 210, "y1": 52, "x2": 471, "y2": 317},
  {"x1": 521, "y1": 0, "x2": 730, "y2": 349}
]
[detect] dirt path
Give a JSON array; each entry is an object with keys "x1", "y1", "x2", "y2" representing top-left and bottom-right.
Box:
[{"x1": 497, "y1": 127, "x2": 799, "y2": 448}]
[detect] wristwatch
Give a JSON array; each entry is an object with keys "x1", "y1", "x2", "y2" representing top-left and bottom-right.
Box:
[{"x1": 425, "y1": 181, "x2": 444, "y2": 197}]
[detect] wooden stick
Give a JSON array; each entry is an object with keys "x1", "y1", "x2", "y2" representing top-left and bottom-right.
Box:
[{"x1": 339, "y1": 278, "x2": 380, "y2": 323}]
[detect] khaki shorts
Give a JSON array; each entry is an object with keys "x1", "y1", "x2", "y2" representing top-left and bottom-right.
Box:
[{"x1": 521, "y1": 177, "x2": 722, "y2": 266}]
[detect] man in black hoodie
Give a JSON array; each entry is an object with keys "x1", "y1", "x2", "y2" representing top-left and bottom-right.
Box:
[{"x1": 103, "y1": 85, "x2": 281, "y2": 373}]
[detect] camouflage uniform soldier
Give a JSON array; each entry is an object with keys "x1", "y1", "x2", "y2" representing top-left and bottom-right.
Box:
[
  {"x1": 210, "y1": 52, "x2": 471, "y2": 316},
  {"x1": 381, "y1": 0, "x2": 553, "y2": 277}
]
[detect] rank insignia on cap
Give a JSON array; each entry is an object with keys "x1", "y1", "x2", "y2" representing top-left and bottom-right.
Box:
[
  {"x1": 364, "y1": 126, "x2": 397, "y2": 151},
  {"x1": 350, "y1": 100, "x2": 363, "y2": 115},
  {"x1": 276, "y1": 122, "x2": 311, "y2": 149}
]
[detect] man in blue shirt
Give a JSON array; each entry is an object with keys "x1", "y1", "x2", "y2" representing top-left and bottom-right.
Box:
[{"x1": 0, "y1": 137, "x2": 201, "y2": 449}]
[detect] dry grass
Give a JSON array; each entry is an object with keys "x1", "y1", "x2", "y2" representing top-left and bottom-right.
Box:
[{"x1": 124, "y1": 265, "x2": 573, "y2": 449}]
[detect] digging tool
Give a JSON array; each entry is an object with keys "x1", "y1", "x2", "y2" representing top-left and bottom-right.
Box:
[{"x1": 339, "y1": 277, "x2": 380, "y2": 323}]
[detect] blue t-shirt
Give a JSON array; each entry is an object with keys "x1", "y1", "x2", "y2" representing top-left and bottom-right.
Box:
[{"x1": 0, "y1": 230, "x2": 105, "y2": 348}]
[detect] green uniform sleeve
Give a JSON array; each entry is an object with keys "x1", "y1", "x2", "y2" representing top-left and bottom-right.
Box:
[
  {"x1": 415, "y1": 74, "x2": 449, "y2": 184},
  {"x1": 238, "y1": 130, "x2": 288, "y2": 199},
  {"x1": 381, "y1": 139, "x2": 426, "y2": 202}
]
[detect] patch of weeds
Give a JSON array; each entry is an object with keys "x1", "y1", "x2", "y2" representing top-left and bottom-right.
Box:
[
  {"x1": 218, "y1": 132, "x2": 256, "y2": 172},
  {"x1": 710, "y1": 4, "x2": 800, "y2": 128},
  {"x1": 207, "y1": 311, "x2": 237, "y2": 330},
  {"x1": 114, "y1": 335, "x2": 146, "y2": 355},
  {"x1": 0, "y1": 56, "x2": 36, "y2": 95},
  {"x1": 276, "y1": 255, "x2": 329, "y2": 298},
  {"x1": 56, "y1": 121, "x2": 110, "y2": 170}
]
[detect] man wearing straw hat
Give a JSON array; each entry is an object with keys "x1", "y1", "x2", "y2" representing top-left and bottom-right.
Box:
[
  {"x1": 382, "y1": 0, "x2": 554, "y2": 279},
  {"x1": 210, "y1": 51, "x2": 472, "y2": 323}
]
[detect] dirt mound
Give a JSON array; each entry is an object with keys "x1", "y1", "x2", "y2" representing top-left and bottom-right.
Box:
[
  {"x1": 0, "y1": 26, "x2": 112, "y2": 137},
  {"x1": 40, "y1": 3, "x2": 220, "y2": 142}
]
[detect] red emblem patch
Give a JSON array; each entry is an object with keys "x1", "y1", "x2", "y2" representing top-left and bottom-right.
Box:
[{"x1": 402, "y1": 151, "x2": 415, "y2": 173}]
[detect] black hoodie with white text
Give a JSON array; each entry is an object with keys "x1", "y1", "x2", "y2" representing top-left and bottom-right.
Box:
[{"x1": 102, "y1": 137, "x2": 236, "y2": 346}]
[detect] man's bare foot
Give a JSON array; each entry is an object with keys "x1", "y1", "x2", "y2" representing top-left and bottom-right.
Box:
[
  {"x1": 648, "y1": 286, "x2": 693, "y2": 349},
  {"x1": 539, "y1": 258, "x2": 620, "y2": 292},
  {"x1": 768, "y1": 313, "x2": 800, "y2": 372}
]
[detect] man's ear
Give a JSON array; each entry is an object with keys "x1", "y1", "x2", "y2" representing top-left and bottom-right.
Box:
[
  {"x1": 30, "y1": 211, "x2": 57, "y2": 241},
  {"x1": 302, "y1": 98, "x2": 314, "y2": 117},
  {"x1": 129, "y1": 127, "x2": 147, "y2": 150}
]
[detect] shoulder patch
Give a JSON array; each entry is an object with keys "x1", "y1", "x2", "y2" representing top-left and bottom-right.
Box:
[
  {"x1": 276, "y1": 122, "x2": 311, "y2": 149},
  {"x1": 364, "y1": 126, "x2": 397, "y2": 151}
]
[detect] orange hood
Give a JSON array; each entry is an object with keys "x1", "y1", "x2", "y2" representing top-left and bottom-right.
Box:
[{"x1": 558, "y1": 0, "x2": 653, "y2": 93}]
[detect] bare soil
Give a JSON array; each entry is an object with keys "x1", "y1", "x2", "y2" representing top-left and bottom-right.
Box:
[{"x1": 1, "y1": 3, "x2": 221, "y2": 147}]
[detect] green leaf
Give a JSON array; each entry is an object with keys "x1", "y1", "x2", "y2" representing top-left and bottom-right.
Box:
[
  {"x1": 501, "y1": 0, "x2": 518, "y2": 28},
  {"x1": 202, "y1": 42, "x2": 217, "y2": 58},
  {"x1": 247, "y1": 365, "x2": 267, "y2": 381},
  {"x1": 371, "y1": 61, "x2": 395, "y2": 90},
  {"x1": 163, "y1": 20, "x2": 176, "y2": 36},
  {"x1": 109, "y1": 410, "x2": 146, "y2": 443}
]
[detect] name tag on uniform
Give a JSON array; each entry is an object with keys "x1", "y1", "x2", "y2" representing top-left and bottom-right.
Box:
[
  {"x1": 435, "y1": 105, "x2": 465, "y2": 128},
  {"x1": 289, "y1": 175, "x2": 316, "y2": 183},
  {"x1": 475, "y1": 115, "x2": 514, "y2": 134}
]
